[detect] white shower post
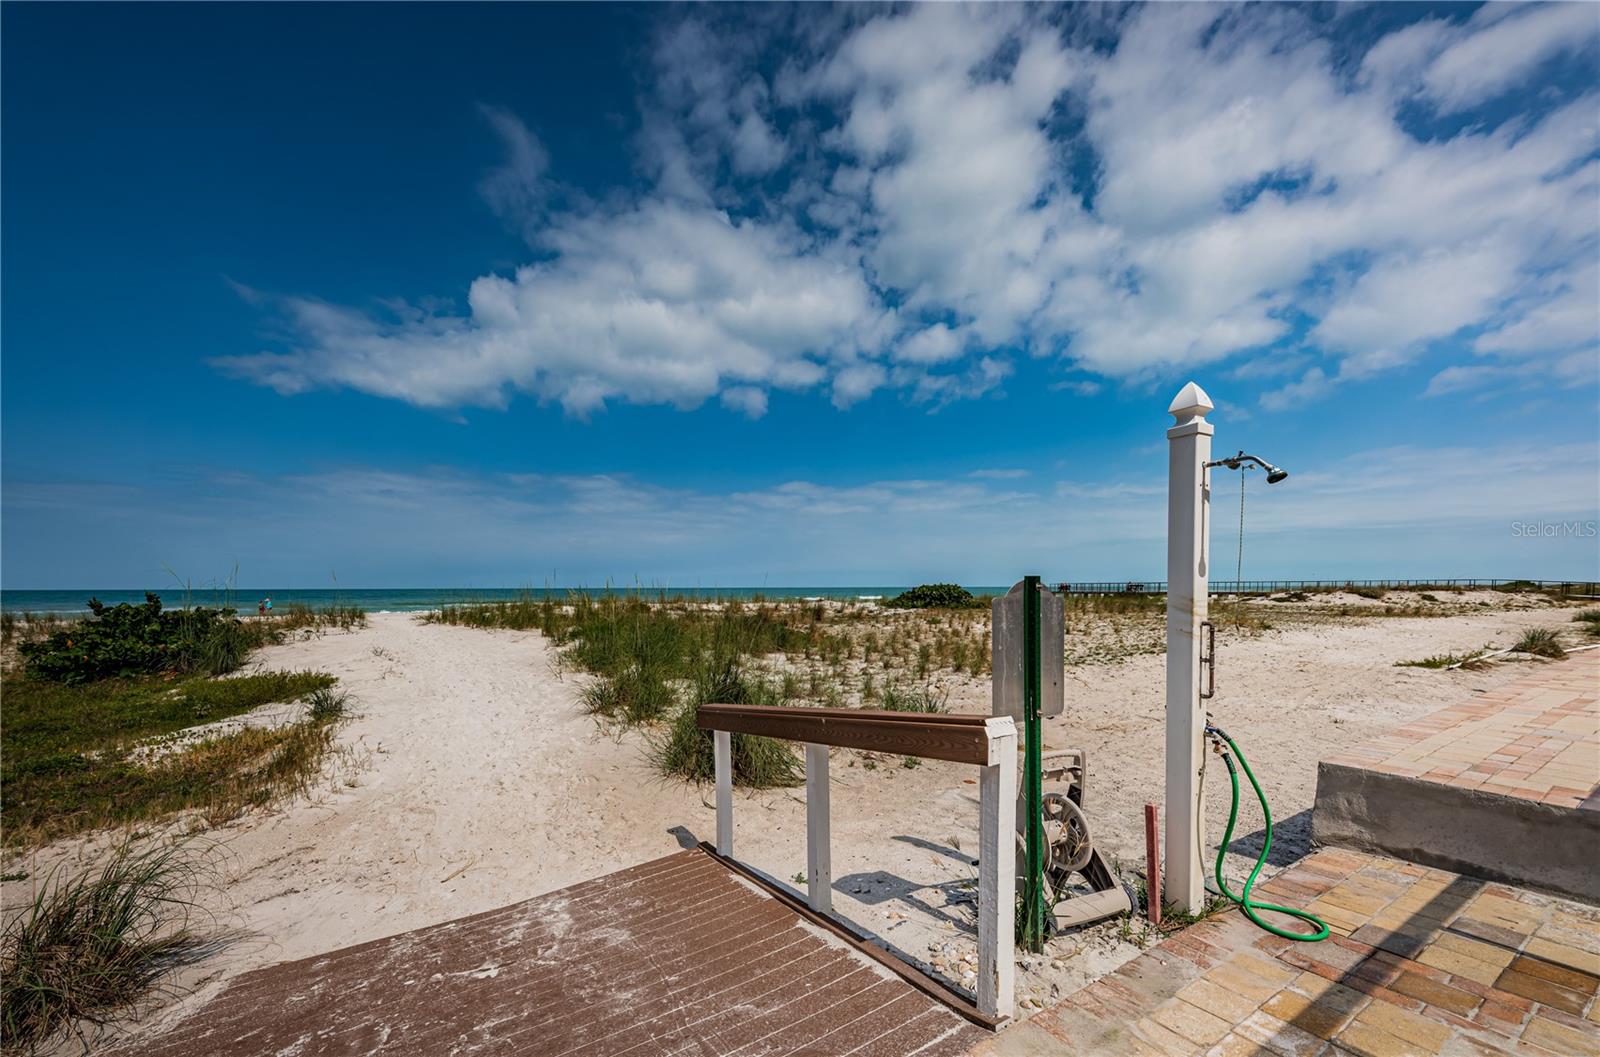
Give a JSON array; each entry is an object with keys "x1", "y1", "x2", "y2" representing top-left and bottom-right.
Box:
[{"x1": 1165, "y1": 381, "x2": 1213, "y2": 916}]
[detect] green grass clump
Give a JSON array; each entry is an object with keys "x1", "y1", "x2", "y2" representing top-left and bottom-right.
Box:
[
  {"x1": 303, "y1": 686, "x2": 350, "y2": 722},
  {"x1": 649, "y1": 657, "x2": 801, "y2": 788},
  {"x1": 884, "y1": 584, "x2": 983, "y2": 610},
  {"x1": 0, "y1": 841, "x2": 211, "y2": 1054},
  {"x1": 579, "y1": 665, "x2": 676, "y2": 724},
  {"x1": 878, "y1": 679, "x2": 949, "y2": 713},
  {"x1": 1573, "y1": 609, "x2": 1600, "y2": 638},
  {"x1": 2, "y1": 670, "x2": 340, "y2": 847},
  {"x1": 279, "y1": 603, "x2": 367, "y2": 631},
  {"x1": 1513, "y1": 628, "x2": 1566, "y2": 658}
]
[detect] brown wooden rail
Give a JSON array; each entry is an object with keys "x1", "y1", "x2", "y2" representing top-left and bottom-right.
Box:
[
  {"x1": 695, "y1": 702, "x2": 995, "y2": 765},
  {"x1": 694, "y1": 701, "x2": 1019, "y2": 1019}
]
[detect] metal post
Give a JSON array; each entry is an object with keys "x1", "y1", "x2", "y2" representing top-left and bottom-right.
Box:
[
  {"x1": 1018, "y1": 575, "x2": 1049, "y2": 952},
  {"x1": 1144, "y1": 802, "x2": 1162, "y2": 926},
  {"x1": 1165, "y1": 381, "x2": 1213, "y2": 915}
]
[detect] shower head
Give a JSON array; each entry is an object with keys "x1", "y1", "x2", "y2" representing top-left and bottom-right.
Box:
[{"x1": 1206, "y1": 451, "x2": 1289, "y2": 484}]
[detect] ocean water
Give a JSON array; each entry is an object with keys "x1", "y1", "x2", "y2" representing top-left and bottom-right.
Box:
[{"x1": 0, "y1": 586, "x2": 1013, "y2": 617}]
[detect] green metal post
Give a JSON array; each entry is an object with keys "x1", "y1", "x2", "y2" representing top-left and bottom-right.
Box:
[{"x1": 1018, "y1": 575, "x2": 1050, "y2": 952}]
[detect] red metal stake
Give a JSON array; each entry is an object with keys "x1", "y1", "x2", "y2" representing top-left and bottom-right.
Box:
[{"x1": 1144, "y1": 803, "x2": 1162, "y2": 926}]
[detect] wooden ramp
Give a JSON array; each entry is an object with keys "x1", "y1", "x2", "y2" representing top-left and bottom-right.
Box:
[{"x1": 111, "y1": 848, "x2": 986, "y2": 1057}]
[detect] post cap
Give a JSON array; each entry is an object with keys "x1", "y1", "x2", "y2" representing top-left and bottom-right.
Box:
[{"x1": 1167, "y1": 381, "x2": 1214, "y2": 423}]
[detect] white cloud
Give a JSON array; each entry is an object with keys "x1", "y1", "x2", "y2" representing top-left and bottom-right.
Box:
[
  {"x1": 219, "y1": 5, "x2": 1600, "y2": 416},
  {"x1": 1420, "y1": 3, "x2": 1599, "y2": 114},
  {"x1": 218, "y1": 199, "x2": 885, "y2": 414},
  {"x1": 896, "y1": 323, "x2": 968, "y2": 365},
  {"x1": 477, "y1": 104, "x2": 552, "y2": 237},
  {"x1": 1423, "y1": 364, "x2": 1511, "y2": 398},
  {"x1": 1314, "y1": 247, "x2": 1517, "y2": 377}
]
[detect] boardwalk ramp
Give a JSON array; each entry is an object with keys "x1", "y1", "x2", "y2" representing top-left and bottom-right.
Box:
[{"x1": 111, "y1": 848, "x2": 985, "y2": 1057}]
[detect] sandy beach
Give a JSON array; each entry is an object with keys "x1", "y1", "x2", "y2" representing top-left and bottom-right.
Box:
[{"x1": 8, "y1": 590, "x2": 1587, "y2": 1048}]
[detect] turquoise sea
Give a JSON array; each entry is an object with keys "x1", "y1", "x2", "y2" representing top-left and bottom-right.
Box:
[{"x1": 0, "y1": 586, "x2": 1013, "y2": 617}]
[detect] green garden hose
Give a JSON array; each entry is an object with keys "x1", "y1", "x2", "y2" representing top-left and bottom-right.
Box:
[{"x1": 1206, "y1": 724, "x2": 1329, "y2": 942}]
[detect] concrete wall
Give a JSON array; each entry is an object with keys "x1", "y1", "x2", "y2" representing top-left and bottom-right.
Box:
[{"x1": 1313, "y1": 762, "x2": 1600, "y2": 905}]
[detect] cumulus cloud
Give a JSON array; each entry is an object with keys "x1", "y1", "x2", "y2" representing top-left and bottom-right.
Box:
[{"x1": 219, "y1": 4, "x2": 1600, "y2": 416}]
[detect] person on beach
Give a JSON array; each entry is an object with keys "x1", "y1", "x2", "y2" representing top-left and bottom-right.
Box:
[
  {"x1": 258, "y1": 599, "x2": 266, "y2": 616},
  {"x1": 265, "y1": 597, "x2": 273, "y2": 613}
]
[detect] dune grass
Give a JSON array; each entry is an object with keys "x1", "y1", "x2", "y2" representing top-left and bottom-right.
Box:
[
  {"x1": 1513, "y1": 627, "x2": 1566, "y2": 658},
  {"x1": 1573, "y1": 608, "x2": 1600, "y2": 638},
  {"x1": 1395, "y1": 651, "x2": 1485, "y2": 669},
  {"x1": 877, "y1": 679, "x2": 949, "y2": 713},
  {"x1": 2, "y1": 670, "x2": 340, "y2": 848},
  {"x1": 649, "y1": 656, "x2": 802, "y2": 788},
  {"x1": 429, "y1": 593, "x2": 809, "y2": 785},
  {"x1": 278, "y1": 603, "x2": 367, "y2": 632},
  {"x1": 0, "y1": 841, "x2": 214, "y2": 1054}
]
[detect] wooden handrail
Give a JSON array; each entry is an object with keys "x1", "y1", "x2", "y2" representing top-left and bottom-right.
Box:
[
  {"x1": 696, "y1": 703, "x2": 995, "y2": 765},
  {"x1": 696, "y1": 700, "x2": 1018, "y2": 1023}
]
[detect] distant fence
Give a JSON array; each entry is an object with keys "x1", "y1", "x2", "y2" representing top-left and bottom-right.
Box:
[{"x1": 1054, "y1": 579, "x2": 1600, "y2": 598}]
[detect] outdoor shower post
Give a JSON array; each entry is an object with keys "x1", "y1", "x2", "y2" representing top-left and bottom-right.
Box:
[{"x1": 1165, "y1": 381, "x2": 1214, "y2": 915}]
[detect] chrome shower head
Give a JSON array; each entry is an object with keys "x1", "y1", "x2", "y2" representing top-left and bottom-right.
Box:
[{"x1": 1206, "y1": 451, "x2": 1289, "y2": 484}]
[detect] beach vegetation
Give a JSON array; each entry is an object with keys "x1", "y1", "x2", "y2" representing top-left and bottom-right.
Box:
[
  {"x1": 649, "y1": 658, "x2": 801, "y2": 788},
  {"x1": 16, "y1": 594, "x2": 277, "y2": 684},
  {"x1": 884, "y1": 584, "x2": 983, "y2": 610},
  {"x1": 878, "y1": 679, "x2": 949, "y2": 713},
  {"x1": 1573, "y1": 608, "x2": 1600, "y2": 637},
  {"x1": 1512, "y1": 627, "x2": 1565, "y2": 658},
  {"x1": 0, "y1": 840, "x2": 213, "y2": 1055},
  {"x1": 279, "y1": 603, "x2": 367, "y2": 632},
  {"x1": 2, "y1": 670, "x2": 340, "y2": 847},
  {"x1": 1395, "y1": 651, "x2": 1485, "y2": 669}
]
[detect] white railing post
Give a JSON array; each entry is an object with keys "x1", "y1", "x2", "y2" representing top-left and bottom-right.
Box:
[
  {"x1": 1165, "y1": 382, "x2": 1213, "y2": 915},
  {"x1": 977, "y1": 716, "x2": 1017, "y2": 1021},
  {"x1": 805, "y1": 744, "x2": 832, "y2": 913},
  {"x1": 715, "y1": 729, "x2": 733, "y2": 856}
]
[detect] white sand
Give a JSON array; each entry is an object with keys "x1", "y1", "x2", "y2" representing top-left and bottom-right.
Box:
[{"x1": 9, "y1": 599, "x2": 1584, "y2": 1042}]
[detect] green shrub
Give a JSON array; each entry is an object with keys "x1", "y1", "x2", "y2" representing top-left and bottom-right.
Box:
[
  {"x1": 885, "y1": 584, "x2": 983, "y2": 610},
  {"x1": 17, "y1": 594, "x2": 276, "y2": 684}
]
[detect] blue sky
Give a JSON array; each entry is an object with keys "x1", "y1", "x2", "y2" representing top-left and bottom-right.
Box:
[{"x1": 3, "y1": 2, "x2": 1597, "y2": 589}]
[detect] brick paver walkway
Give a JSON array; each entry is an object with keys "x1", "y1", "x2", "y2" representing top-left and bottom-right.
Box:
[
  {"x1": 971, "y1": 848, "x2": 1600, "y2": 1057},
  {"x1": 1321, "y1": 651, "x2": 1599, "y2": 809}
]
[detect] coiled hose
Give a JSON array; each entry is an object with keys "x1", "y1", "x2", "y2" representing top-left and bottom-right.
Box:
[{"x1": 1206, "y1": 724, "x2": 1329, "y2": 942}]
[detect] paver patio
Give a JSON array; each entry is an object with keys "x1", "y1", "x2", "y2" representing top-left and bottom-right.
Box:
[
  {"x1": 1320, "y1": 651, "x2": 1599, "y2": 809},
  {"x1": 1312, "y1": 651, "x2": 1600, "y2": 902},
  {"x1": 970, "y1": 847, "x2": 1600, "y2": 1056}
]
